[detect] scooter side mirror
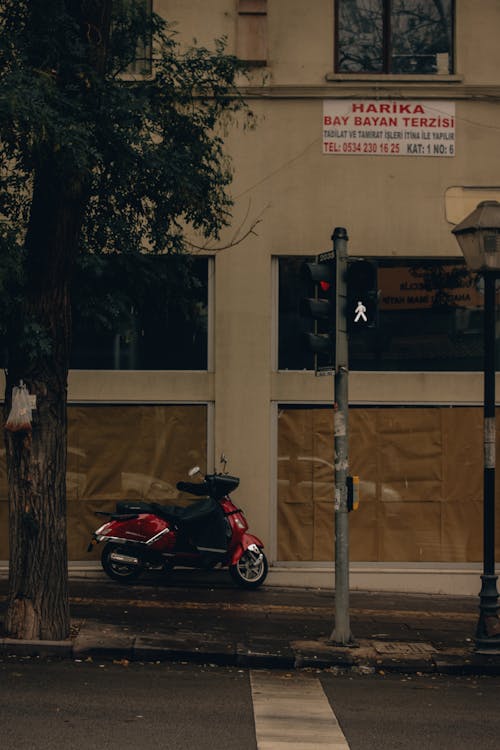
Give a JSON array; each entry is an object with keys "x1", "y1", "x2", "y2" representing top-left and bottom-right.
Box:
[{"x1": 188, "y1": 466, "x2": 201, "y2": 477}]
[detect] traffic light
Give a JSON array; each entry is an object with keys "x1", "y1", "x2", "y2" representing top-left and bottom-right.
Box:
[
  {"x1": 346, "y1": 259, "x2": 378, "y2": 329},
  {"x1": 300, "y1": 258, "x2": 335, "y2": 370}
]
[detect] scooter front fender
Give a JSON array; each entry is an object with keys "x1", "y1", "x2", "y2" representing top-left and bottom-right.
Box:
[{"x1": 230, "y1": 533, "x2": 264, "y2": 566}]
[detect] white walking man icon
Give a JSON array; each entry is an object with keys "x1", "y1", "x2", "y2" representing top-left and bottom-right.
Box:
[{"x1": 354, "y1": 300, "x2": 367, "y2": 323}]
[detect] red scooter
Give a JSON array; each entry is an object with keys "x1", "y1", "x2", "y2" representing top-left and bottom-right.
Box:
[{"x1": 88, "y1": 458, "x2": 268, "y2": 589}]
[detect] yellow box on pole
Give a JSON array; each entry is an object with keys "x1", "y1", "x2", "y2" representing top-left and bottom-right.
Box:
[{"x1": 347, "y1": 475, "x2": 360, "y2": 512}]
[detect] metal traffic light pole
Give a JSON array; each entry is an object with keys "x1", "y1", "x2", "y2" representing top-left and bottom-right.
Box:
[
  {"x1": 330, "y1": 227, "x2": 352, "y2": 645},
  {"x1": 300, "y1": 227, "x2": 356, "y2": 644}
]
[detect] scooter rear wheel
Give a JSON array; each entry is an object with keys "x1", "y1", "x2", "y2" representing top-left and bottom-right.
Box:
[
  {"x1": 101, "y1": 542, "x2": 145, "y2": 583},
  {"x1": 230, "y1": 548, "x2": 268, "y2": 589}
]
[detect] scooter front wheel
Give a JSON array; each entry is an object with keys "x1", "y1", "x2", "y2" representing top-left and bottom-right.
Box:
[
  {"x1": 101, "y1": 542, "x2": 145, "y2": 583},
  {"x1": 230, "y1": 548, "x2": 268, "y2": 589}
]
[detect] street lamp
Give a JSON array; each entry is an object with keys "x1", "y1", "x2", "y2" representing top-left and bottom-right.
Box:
[{"x1": 452, "y1": 200, "x2": 500, "y2": 651}]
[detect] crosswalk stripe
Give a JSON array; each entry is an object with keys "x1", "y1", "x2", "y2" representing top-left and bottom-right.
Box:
[{"x1": 250, "y1": 670, "x2": 350, "y2": 749}]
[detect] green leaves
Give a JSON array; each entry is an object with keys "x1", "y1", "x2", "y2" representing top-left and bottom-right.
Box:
[
  {"x1": 0, "y1": 0, "x2": 250, "y2": 348},
  {"x1": 0, "y1": 1, "x2": 248, "y2": 248}
]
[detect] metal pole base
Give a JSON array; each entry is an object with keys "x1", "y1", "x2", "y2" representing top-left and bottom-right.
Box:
[
  {"x1": 329, "y1": 634, "x2": 355, "y2": 647},
  {"x1": 475, "y1": 574, "x2": 500, "y2": 652}
]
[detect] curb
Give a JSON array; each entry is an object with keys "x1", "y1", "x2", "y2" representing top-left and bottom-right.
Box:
[
  {"x1": 1, "y1": 635, "x2": 500, "y2": 675},
  {"x1": 0, "y1": 638, "x2": 73, "y2": 659}
]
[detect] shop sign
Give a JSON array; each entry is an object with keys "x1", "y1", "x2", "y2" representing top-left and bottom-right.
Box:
[
  {"x1": 323, "y1": 100, "x2": 455, "y2": 157},
  {"x1": 378, "y1": 266, "x2": 480, "y2": 311}
]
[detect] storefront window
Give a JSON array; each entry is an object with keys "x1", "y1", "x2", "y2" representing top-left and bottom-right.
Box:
[
  {"x1": 277, "y1": 404, "x2": 486, "y2": 563},
  {"x1": 71, "y1": 256, "x2": 209, "y2": 370},
  {"x1": 278, "y1": 256, "x2": 496, "y2": 372},
  {"x1": 0, "y1": 403, "x2": 208, "y2": 560}
]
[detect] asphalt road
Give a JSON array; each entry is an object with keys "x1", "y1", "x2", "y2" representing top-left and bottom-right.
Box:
[
  {"x1": 322, "y1": 671, "x2": 500, "y2": 750},
  {"x1": 1, "y1": 659, "x2": 500, "y2": 750},
  {"x1": 0, "y1": 659, "x2": 257, "y2": 750}
]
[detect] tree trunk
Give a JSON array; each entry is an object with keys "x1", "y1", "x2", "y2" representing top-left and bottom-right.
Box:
[
  {"x1": 3, "y1": 0, "x2": 113, "y2": 642},
  {"x1": 5, "y1": 391, "x2": 70, "y2": 640},
  {"x1": 4, "y1": 162, "x2": 87, "y2": 640}
]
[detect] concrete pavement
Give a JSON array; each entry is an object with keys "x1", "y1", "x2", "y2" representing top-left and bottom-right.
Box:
[{"x1": 1, "y1": 569, "x2": 500, "y2": 674}]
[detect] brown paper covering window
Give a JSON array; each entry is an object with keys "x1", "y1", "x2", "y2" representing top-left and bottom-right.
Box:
[
  {"x1": 278, "y1": 406, "x2": 494, "y2": 563},
  {"x1": 0, "y1": 404, "x2": 207, "y2": 560}
]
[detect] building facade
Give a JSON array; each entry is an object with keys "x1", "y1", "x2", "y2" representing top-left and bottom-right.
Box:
[{"x1": 2, "y1": 0, "x2": 500, "y2": 593}]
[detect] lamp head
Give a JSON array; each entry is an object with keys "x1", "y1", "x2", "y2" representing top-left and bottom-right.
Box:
[{"x1": 452, "y1": 200, "x2": 500, "y2": 273}]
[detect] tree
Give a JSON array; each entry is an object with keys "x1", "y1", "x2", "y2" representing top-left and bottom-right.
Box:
[{"x1": 0, "y1": 0, "x2": 249, "y2": 640}]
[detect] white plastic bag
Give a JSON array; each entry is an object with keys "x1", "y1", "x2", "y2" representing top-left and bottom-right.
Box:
[{"x1": 5, "y1": 383, "x2": 33, "y2": 433}]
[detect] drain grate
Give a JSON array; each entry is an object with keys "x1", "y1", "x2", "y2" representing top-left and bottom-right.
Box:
[{"x1": 373, "y1": 641, "x2": 437, "y2": 656}]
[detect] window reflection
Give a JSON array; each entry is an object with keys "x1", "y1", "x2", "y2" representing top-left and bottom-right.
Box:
[
  {"x1": 336, "y1": 0, "x2": 453, "y2": 75},
  {"x1": 337, "y1": 0, "x2": 384, "y2": 73},
  {"x1": 278, "y1": 257, "x2": 315, "y2": 370},
  {"x1": 278, "y1": 256, "x2": 493, "y2": 372},
  {"x1": 351, "y1": 262, "x2": 486, "y2": 371},
  {"x1": 71, "y1": 255, "x2": 208, "y2": 370}
]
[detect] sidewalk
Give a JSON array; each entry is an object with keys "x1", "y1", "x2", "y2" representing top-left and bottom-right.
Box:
[{"x1": 1, "y1": 569, "x2": 500, "y2": 675}]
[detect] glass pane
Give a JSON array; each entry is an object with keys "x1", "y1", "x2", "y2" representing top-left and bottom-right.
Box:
[
  {"x1": 71, "y1": 256, "x2": 208, "y2": 370},
  {"x1": 391, "y1": 0, "x2": 453, "y2": 74},
  {"x1": 278, "y1": 256, "x2": 315, "y2": 370},
  {"x1": 350, "y1": 261, "x2": 491, "y2": 371},
  {"x1": 114, "y1": 0, "x2": 153, "y2": 76},
  {"x1": 127, "y1": 0, "x2": 153, "y2": 76},
  {"x1": 337, "y1": 0, "x2": 384, "y2": 73},
  {"x1": 278, "y1": 257, "x2": 496, "y2": 373}
]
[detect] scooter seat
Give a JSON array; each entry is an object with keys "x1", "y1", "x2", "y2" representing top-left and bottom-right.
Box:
[
  {"x1": 116, "y1": 501, "x2": 157, "y2": 515},
  {"x1": 176, "y1": 480, "x2": 210, "y2": 496},
  {"x1": 153, "y1": 498, "x2": 217, "y2": 525},
  {"x1": 95, "y1": 510, "x2": 139, "y2": 521},
  {"x1": 115, "y1": 499, "x2": 218, "y2": 525},
  {"x1": 116, "y1": 500, "x2": 183, "y2": 522}
]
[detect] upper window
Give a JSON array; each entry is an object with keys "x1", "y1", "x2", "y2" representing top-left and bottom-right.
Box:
[
  {"x1": 127, "y1": 0, "x2": 153, "y2": 76},
  {"x1": 112, "y1": 0, "x2": 153, "y2": 77},
  {"x1": 335, "y1": 0, "x2": 454, "y2": 75}
]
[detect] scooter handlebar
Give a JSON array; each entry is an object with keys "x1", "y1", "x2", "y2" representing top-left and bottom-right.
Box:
[{"x1": 177, "y1": 474, "x2": 240, "y2": 500}]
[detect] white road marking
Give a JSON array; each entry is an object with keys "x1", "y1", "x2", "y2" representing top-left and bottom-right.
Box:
[{"x1": 250, "y1": 670, "x2": 350, "y2": 749}]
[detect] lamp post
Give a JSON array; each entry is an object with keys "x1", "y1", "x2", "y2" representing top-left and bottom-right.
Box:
[{"x1": 452, "y1": 200, "x2": 500, "y2": 651}]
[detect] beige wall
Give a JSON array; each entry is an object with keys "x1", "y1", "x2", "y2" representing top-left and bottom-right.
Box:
[
  {"x1": 83, "y1": 2, "x2": 500, "y2": 562},
  {"x1": 4, "y1": 2, "x2": 499, "y2": 575},
  {"x1": 457, "y1": 1, "x2": 500, "y2": 83},
  {"x1": 155, "y1": 1, "x2": 500, "y2": 87},
  {"x1": 206, "y1": 0, "x2": 500, "y2": 559}
]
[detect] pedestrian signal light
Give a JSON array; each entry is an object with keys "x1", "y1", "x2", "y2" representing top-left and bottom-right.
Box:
[{"x1": 346, "y1": 259, "x2": 379, "y2": 329}]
